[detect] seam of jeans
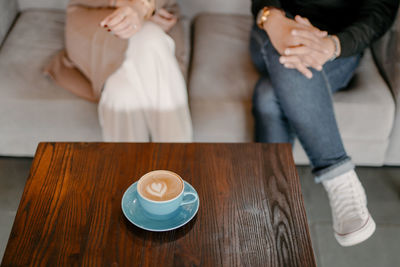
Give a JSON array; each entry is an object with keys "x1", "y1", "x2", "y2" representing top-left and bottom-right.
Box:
[
  {"x1": 321, "y1": 69, "x2": 332, "y2": 94},
  {"x1": 260, "y1": 44, "x2": 271, "y2": 72},
  {"x1": 251, "y1": 25, "x2": 270, "y2": 49},
  {"x1": 260, "y1": 35, "x2": 274, "y2": 72},
  {"x1": 251, "y1": 27, "x2": 271, "y2": 75},
  {"x1": 252, "y1": 31, "x2": 266, "y2": 48}
]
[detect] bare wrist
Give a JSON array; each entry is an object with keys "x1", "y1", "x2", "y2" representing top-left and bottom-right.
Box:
[
  {"x1": 114, "y1": 0, "x2": 154, "y2": 20},
  {"x1": 137, "y1": 0, "x2": 155, "y2": 19},
  {"x1": 263, "y1": 8, "x2": 285, "y2": 33},
  {"x1": 130, "y1": 0, "x2": 150, "y2": 20},
  {"x1": 326, "y1": 35, "x2": 341, "y2": 60}
]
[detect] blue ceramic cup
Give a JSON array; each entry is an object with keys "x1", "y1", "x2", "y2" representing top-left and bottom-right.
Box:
[{"x1": 137, "y1": 170, "x2": 198, "y2": 216}]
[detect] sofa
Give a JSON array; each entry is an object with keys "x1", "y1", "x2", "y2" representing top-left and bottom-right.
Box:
[{"x1": 0, "y1": 0, "x2": 399, "y2": 166}]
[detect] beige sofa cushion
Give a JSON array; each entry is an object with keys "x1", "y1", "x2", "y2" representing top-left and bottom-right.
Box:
[
  {"x1": 190, "y1": 15, "x2": 258, "y2": 102},
  {"x1": 189, "y1": 14, "x2": 258, "y2": 142},
  {"x1": 0, "y1": 11, "x2": 103, "y2": 156},
  {"x1": 372, "y1": 9, "x2": 400, "y2": 165},
  {"x1": 18, "y1": 0, "x2": 68, "y2": 10}
]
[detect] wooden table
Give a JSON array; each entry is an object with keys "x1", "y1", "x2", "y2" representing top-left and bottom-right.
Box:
[{"x1": 1, "y1": 143, "x2": 315, "y2": 267}]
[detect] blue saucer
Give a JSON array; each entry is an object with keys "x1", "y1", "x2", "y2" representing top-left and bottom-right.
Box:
[{"x1": 122, "y1": 181, "x2": 199, "y2": 232}]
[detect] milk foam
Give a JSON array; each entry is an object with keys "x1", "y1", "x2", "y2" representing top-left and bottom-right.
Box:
[
  {"x1": 146, "y1": 182, "x2": 167, "y2": 198},
  {"x1": 139, "y1": 173, "x2": 183, "y2": 201}
]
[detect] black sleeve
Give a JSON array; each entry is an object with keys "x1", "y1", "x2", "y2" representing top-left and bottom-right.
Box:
[
  {"x1": 251, "y1": 0, "x2": 282, "y2": 19},
  {"x1": 337, "y1": 0, "x2": 400, "y2": 57}
]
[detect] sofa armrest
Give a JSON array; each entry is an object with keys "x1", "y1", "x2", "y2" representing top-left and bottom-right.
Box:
[
  {"x1": 0, "y1": 0, "x2": 19, "y2": 47},
  {"x1": 372, "y1": 9, "x2": 400, "y2": 102}
]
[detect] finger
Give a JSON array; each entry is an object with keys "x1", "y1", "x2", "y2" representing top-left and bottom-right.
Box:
[
  {"x1": 284, "y1": 44, "x2": 329, "y2": 62},
  {"x1": 292, "y1": 29, "x2": 328, "y2": 46},
  {"x1": 111, "y1": 19, "x2": 132, "y2": 34},
  {"x1": 102, "y1": 14, "x2": 124, "y2": 28},
  {"x1": 308, "y1": 27, "x2": 327, "y2": 38},
  {"x1": 296, "y1": 15, "x2": 328, "y2": 37},
  {"x1": 283, "y1": 63, "x2": 296, "y2": 69},
  {"x1": 282, "y1": 51, "x2": 323, "y2": 71},
  {"x1": 284, "y1": 46, "x2": 314, "y2": 56},
  {"x1": 292, "y1": 30, "x2": 329, "y2": 53},
  {"x1": 280, "y1": 56, "x2": 313, "y2": 78},
  {"x1": 163, "y1": 16, "x2": 177, "y2": 27},
  {"x1": 109, "y1": 15, "x2": 130, "y2": 32},
  {"x1": 295, "y1": 15, "x2": 311, "y2": 26},
  {"x1": 151, "y1": 14, "x2": 172, "y2": 25},
  {"x1": 295, "y1": 15, "x2": 327, "y2": 37},
  {"x1": 101, "y1": 9, "x2": 122, "y2": 27},
  {"x1": 292, "y1": 29, "x2": 321, "y2": 41},
  {"x1": 157, "y1": 8, "x2": 175, "y2": 19},
  {"x1": 150, "y1": 14, "x2": 164, "y2": 24},
  {"x1": 150, "y1": 14, "x2": 176, "y2": 31},
  {"x1": 296, "y1": 62, "x2": 313, "y2": 79},
  {"x1": 295, "y1": 15, "x2": 324, "y2": 35},
  {"x1": 291, "y1": 36, "x2": 327, "y2": 54},
  {"x1": 150, "y1": 14, "x2": 163, "y2": 23},
  {"x1": 280, "y1": 55, "x2": 303, "y2": 67},
  {"x1": 101, "y1": 13, "x2": 114, "y2": 27},
  {"x1": 103, "y1": 9, "x2": 127, "y2": 28},
  {"x1": 116, "y1": 25, "x2": 138, "y2": 39},
  {"x1": 301, "y1": 55, "x2": 323, "y2": 71}
]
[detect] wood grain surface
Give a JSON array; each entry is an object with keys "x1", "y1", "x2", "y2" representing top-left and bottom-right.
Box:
[{"x1": 1, "y1": 143, "x2": 316, "y2": 267}]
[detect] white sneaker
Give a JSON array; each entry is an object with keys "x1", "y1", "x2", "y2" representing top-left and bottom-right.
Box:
[{"x1": 322, "y1": 170, "x2": 376, "y2": 247}]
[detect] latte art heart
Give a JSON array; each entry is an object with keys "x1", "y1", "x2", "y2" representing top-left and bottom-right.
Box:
[
  {"x1": 138, "y1": 172, "x2": 184, "y2": 201},
  {"x1": 146, "y1": 182, "x2": 167, "y2": 197}
]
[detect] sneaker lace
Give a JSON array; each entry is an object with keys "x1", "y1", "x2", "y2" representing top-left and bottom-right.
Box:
[{"x1": 327, "y1": 176, "x2": 367, "y2": 221}]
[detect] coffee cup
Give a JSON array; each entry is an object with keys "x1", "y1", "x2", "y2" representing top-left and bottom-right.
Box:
[{"x1": 137, "y1": 170, "x2": 197, "y2": 216}]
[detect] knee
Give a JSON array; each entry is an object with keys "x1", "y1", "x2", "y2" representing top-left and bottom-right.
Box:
[
  {"x1": 252, "y1": 77, "x2": 281, "y2": 118},
  {"x1": 129, "y1": 22, "x2": 174, "y2": 54},
  {"x1": 266, "y1": 57, "x2": 324, "y2": 97},
  {"x1": 99, "y1": 86, "x2": 136, "y2": 113}
]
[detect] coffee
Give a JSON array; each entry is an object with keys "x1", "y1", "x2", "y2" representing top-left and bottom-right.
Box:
[{"x1": 138, "y1": 171, "x2": 183, "y2": 201}]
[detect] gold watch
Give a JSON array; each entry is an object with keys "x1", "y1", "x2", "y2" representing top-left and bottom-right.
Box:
[{"x1": 257, "y1": 7, "x2": 272, "y2": 29}]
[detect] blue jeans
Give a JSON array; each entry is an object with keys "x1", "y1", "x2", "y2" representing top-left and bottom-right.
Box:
[{"x1": 250, "y1": 25, "x2": 361, "y2": 182}]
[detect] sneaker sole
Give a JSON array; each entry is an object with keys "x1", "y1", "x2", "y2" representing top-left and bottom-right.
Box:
[{"x1": 334, "y1": 214, "x2": 376, "y2": 247}]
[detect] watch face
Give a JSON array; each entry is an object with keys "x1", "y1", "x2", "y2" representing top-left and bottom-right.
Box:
[
  {"x1": 262, "y1": 16, "x2": 268, "y2": 23},
  {"x1": 257, "y1": 8, "x2": 269, "y2": 29},
  {"x1": 262, "y1": 9, "x2": 270, "y2": 21},
  {"x1": 257, "y1": 10, "x2": 263, "y2": 24}
]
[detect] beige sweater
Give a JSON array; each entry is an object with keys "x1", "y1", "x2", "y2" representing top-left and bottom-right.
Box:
[{"x1": 45, "y1": 0, "x2": 184, "y2": 102}]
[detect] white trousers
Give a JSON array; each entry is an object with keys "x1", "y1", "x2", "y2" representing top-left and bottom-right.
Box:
[{"x1": 98, "y1": 22, "x2": 193, "y2": 142}]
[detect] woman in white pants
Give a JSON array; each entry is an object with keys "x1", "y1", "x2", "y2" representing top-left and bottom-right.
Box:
[
  {"x1": 99, "y1": 21, "x2": 192, "y2": 142},
  {"x1": 46, "y1": 0, "x2": 192, "y2": 142}
]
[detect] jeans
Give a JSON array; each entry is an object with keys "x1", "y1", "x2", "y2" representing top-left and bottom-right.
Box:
[{"x1": 250, "y1": 25, "x2": 361, "y2": 183}]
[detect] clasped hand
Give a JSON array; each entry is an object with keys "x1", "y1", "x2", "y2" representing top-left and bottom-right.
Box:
[
  {"x1": 265, "y1": 12, "x2": 337, "y2": 79},
  {"x1": 100, "y1": 0, "x2": 177, "y2": 39}
]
